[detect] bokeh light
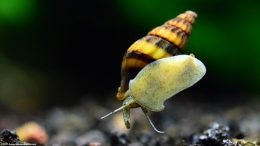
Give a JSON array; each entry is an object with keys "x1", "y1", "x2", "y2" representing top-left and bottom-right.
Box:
[{"x1": 0, "y1": 0, "x2": 36, "y2": 24}]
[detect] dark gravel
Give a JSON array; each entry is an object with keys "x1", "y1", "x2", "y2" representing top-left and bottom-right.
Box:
[
  {"x1": 0, "y1": 95, "x2": 259, "y2": 146},
  {"x1": 0, "y1": 130, "x2": 22, "y2": 144}
]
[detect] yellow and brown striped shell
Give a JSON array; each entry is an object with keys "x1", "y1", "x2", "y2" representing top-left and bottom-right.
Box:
[{"x1": 116, "y1": 10, "x2": 198, "y2": 102}]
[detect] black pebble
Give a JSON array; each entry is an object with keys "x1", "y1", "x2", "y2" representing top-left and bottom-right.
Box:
[
  {"x1": 111, "y1": 133, "x2": 130, "y2": 146},
  {"x1": 0, "y1": 129, "x2": 22, "y2": 144},
  {"x1": 192, "y1": 122, "x2": 238, "y2": 146}
]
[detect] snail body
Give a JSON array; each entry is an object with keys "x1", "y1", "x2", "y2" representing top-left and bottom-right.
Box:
[
  {"x1": 101, "y1": 11, "x2": 206, "y2": 133},
  {"x1": 127, "y1": 55, "x2": 206, "y2": 112}
]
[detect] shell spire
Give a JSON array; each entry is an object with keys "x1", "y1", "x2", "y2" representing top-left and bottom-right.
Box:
[{"x1": 149, "y1": 10, "x2": 197, "y2": 49}]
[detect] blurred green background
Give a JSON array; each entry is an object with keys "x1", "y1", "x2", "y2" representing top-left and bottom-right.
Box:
[{"x1": 0, "y1": 0, "x2": 259, "y2": 112}]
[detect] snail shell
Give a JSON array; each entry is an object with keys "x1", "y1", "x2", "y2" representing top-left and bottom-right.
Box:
[
  {"x1": 101, "y1": 11, "x2": 203, "y2": 133},
  {"x1": 116, "y1": 10, "x2": 198, "y2": 102}
]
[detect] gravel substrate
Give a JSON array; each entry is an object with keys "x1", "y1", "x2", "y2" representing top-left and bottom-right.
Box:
[{"x1": 0, "y1": 95, "x2": 259, "y2": 146}]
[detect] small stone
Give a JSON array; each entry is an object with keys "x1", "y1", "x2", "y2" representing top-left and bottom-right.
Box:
[
  {"x1": 16, "y1": 121, "x2": 48, "y2": 145},
  {"x1": 146, "y1": 135, "x2": 174, "y2": 146},
  {"x1": 128, "y1": 142, "x2": 143, "y2": 146},
  {"x1": 192, "y1": 122, "x2": 237, "y2": 146},
  {"x1": 87, "y1": 141, "x2": 102, "y2": 146},
  {"x1": 76, "y1": 130, "x2": 106, "y2": 146},
  {"x1": 0, "y1": 129, "x2": 21, "y2": 144},
  {"x1": 110, "y1": 133, "x2": 130, "y2": 146}
]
